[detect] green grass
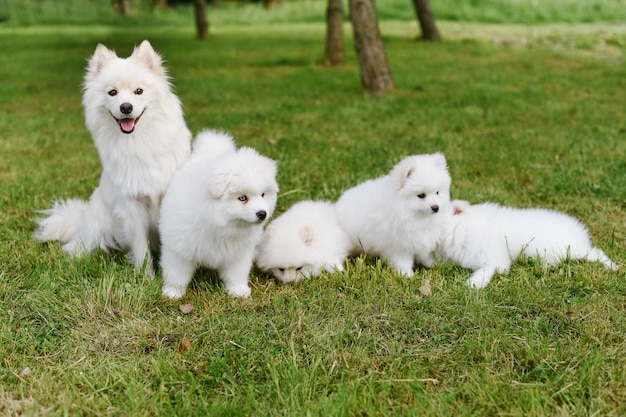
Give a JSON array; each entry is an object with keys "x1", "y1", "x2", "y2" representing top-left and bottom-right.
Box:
[{"x1": 1, "y1": 8, "x2": 626, "y2": 417}]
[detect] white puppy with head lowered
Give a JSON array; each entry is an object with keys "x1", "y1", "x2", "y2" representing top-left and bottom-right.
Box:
[
  {"x1": 255, "y1": 200, "x2": 353, "y2": 283},
  {"x1": 159, "y1": 130, "x2": 279, "y2": 299},
  {"x1": 439, "y1": 200, "x2": 619, "y2": 288},
  {"x1": 34, "y1": 41, "x2": 191, "y2": 275},
  {"x1": 335, "y1": 153, "x2": 451, "y2": 276}
]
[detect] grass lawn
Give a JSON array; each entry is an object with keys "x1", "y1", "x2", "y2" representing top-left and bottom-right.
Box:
[{"x1": 1, "y1": 2, "x2": 625, "y2": 415}]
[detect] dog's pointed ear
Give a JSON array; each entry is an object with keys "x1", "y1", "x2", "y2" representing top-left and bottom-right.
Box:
[
  {"x1": 391, "y1": 156, "x2": 417, "y2": 189},
  {"x1": 85, "y1": 44, "x2": 117, "y2": 82},
  {"x1": 432, "y1": 152, "x2": 448, "y2": 170},
  {"x1": 299, "y1": 226, "x2": 314, "y2": 246},
  {"x1": 207, "y1": 173, "x2": 230, "y2": 199},
  {"x1": 131, "y1": 40, "x2": 166, "y2": 78}
]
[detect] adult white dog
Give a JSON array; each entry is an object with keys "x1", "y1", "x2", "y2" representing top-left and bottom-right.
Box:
[
  {"x1": 159, "y1": 130, "x2": 279, "y2": 299},
  {"x1": 34, "y1": 40, "x2": 191, "y2": 275}
]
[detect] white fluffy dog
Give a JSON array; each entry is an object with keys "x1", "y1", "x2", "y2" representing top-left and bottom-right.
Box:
[
  {"x1": 439, "y1": 200, "x2": 619, "y2": 288},
  {"x1": 34, "y1": 41, "x2": 191, "y2": 275},
  {"x1": 159, "y1": 130, "x2": 279, "y2": 299},
  {"x1": 336, "y1": 153, "x2": 451, "y2": 276},
  {"x1": 255, "y1": 200, "x2": 353, "y2": 283}
]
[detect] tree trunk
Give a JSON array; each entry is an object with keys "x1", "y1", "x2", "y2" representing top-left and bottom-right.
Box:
[
  {"x1": 325, "y1": 0, "x2": 345, "y2": 66},
  {"x1": 348, "y1": 0, "x2": 394, "y2": 92},
  {"x1": 412, "y1": 0, "x2": 440, "y2": 41},
  {"x1": 193, "y1": 0, "x2": 210, "y2": 40},
  {"x1": 154, "y1": 0, "x2": 167, "y2": 10},
  {"x1": 119, "y1": 0, "x2": 131, "y2": 15}
]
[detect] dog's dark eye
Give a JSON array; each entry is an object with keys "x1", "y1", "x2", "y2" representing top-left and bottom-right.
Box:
[
  {"x1": 238, "y1": 195, "x2": 248, "y2": 202},
  {"x1": 296, "y1": 267, "x2": 303, "y2": 271},
  {"x1": 134, "y1": 88, "x2": 143, "y2": 95},
  {"x1": 436, "y1": 191, "x2": 439, "y2": 195},
  {"x1": 261, "y1": 193, "x2": 265, "y2": 198},
  {"x1": 108, "y1": 89, "x2": 117, "y2": 97},
  {"x1": 278, "y1": 268, "x2": 285, "y2": 272},
  {"x1": 417, "y1": 193, "x2": 426, "y2": 199}
]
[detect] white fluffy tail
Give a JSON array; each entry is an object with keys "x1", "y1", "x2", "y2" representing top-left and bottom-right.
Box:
[
  {"x1": 192, "y1": 129, "x2": 236, "y2": 158},
  {"x1": 33, "y1": 197, "x2": 115, "y2": 256},
  {"x1": 587, "y1": 247, "x2": 619, "y2": 271}
]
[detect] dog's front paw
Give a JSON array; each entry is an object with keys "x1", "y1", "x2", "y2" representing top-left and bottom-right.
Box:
[
  {"x1": 466, "y1": 270, "x2": 491, "y2": 289},
  {"x1": 162, "y1": 284, "x2": 186, "y2": 299},
  {"x1": 225, "y1": 285, "x2": 251, "y2": 298}
]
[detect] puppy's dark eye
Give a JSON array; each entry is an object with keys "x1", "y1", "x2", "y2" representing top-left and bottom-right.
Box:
[
  {"x1": 436, "y1": 191, "x2": 439, "y2": 195},
  {"x1": 134, "y1": 88, "x2": 143, "y2": 95},
  {"x1": 108, "y1": 89, "x2": 117, "y2": 96},
  {"x1": 238, "y1": 195, "x2": 248, "y2": 202},
  {"x1": 417, "y1": 193, "x2": 426, "y2": 199},
  {"x1": 296, "y1": 267, "x2": 303, "y2": 271},
  {"x1": 261, "y1": 193, "x2": 265, "y2": 198},
  {"x1": 278, "y1": 268, "x2": 285, "y2": 272}
]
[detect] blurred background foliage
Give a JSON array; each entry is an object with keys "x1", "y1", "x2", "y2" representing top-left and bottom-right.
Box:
[{"x1": 1, "y1": 0, "x2": 625, "y2": 26}]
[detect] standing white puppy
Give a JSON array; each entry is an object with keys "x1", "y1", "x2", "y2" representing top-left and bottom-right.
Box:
[
  {"x1": 336, "y1": 153, "x2": 451, "y2": 276},
  {"x1": 34, "y1": 41, "x2": 191, "y2": 275},
  {"x1": 439, "y1": 200, "x2": 619, "y2": 288},
  {"x1": 159, "y1": 130, "x2": 279, "y2": 299}
]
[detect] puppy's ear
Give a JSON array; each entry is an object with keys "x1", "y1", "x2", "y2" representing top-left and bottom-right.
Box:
[
  {"x1": 207, "y1": 174, "x2": 230, "y2": 199},
  {"x1": 85, "y1": 44, "x2": 117, "y2": 82},
  {"x1": 431, "y1": 152, "x2": 448, "y2": 170},
  {"x1": 131, "y1": 40, "x2": 166, "y2": 78},
  {"x1": 299, "y1": 226, "x2": 314, "y2": 246},
  {"x1": 391, "y1": 156, "x2": 417, "y2": 189}
]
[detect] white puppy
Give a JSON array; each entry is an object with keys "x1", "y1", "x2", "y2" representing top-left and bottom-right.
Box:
[
  {"x1": 255, "y1": 200, "x2": 353, "y2": 283},
  {"x1": 159, "y1": 130, "x2": 279, "y2": 299},
  {"x1": 439, "y1": 200, "x2": 619, "y2": 288},
  {"x1": 335, "y1": 152, "x2": 451, "y2": 276},
  {"x1": 34, "y1": 41, "x2": 191, "y2": 275}
]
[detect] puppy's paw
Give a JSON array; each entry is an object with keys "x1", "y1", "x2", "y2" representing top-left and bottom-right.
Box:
[
  {"x1": 466, "y1": 273, "x2": 490, "y2": 289},
  {"x1": 162, "y1": 284, "x2": 186, "y2": 299},
  {"x1": 226, "y1": 285, "x2": 251, "y2": 298}
]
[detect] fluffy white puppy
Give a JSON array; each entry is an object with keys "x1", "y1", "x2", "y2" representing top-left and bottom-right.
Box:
[
  {"x1": 159, "y1": 130, "x2": 279, "y2": 299},
  {"x1": 439, "y1": 200, "x2": 619, "y2": 288},
  {"x1": 335, "y1": 152, "x2": 451, "y2": 276},
  {"x1": 34, "y1": 41, "x2": 191, "y2": 275},
  {"x1": 255, "y1": 200, "x2": 353, "y2": 283}
]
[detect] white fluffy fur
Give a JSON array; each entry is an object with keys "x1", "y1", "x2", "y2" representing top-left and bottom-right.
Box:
[
  {"x1": 255, "y1": 200, "x2": 353, "y2": 283},
  {"x1": 335, "y1": 153, "x2": 451, "y2": 276},
  {"x1": 159, "y1": 130, "x2": 279, "y2": 299},
  {"x1": 34, "y1": 40, "x2": 191, "y2": 275},
  {"x1": 439, "y1": 200, "x2": 619, "y2": 288}
]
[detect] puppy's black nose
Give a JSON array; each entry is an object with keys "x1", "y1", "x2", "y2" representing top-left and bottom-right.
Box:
[
  {"x1": 256, "y1": 210, "x2": 267, "y2": 221},
  {"x1": 431, "y1": 205, "x2": 439, "y2": 213},
  {"x1": 120, "y1": 102, "x2": 133, "y2": 115}
]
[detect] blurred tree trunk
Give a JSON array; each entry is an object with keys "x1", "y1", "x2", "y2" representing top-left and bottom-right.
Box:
[
  {"x1": 119, "y1": 0, "x2": 131, "y2": 15},
  {"x1": 325, "y1": 0, "x2": 345, "y2": 66},
  {"x1": 154, "y1": 0, "x2": 167, "y2": 10},
  {"x1": 263, "y1": 0, "x2": 280, "y2": 9},
  {"x1": 412, "y1": 0, "x2": 440, "y2": 40},
  {"x1": 348, "y1": 0, "x2": 394, "y2": 92},
  {"x1": 194, "y1": 0, "x2": 210, "y2": 40}
]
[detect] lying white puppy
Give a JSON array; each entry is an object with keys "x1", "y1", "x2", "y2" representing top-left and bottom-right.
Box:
[
  {"x1": 159, "y1": 130, "x2": 279, "y2": 299},
  {"x1": 336, "y1": 152, "x2": 451, "y2": 276},
  {"x1": 255, "y1": 200, "x2": 353, "y2": 283},
  {"x1": 439, "y1": 200, "x2": 619, "y2": 288}
]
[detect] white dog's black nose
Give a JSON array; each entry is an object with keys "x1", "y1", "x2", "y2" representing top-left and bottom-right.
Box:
[
  {"x1": 120, "y1": 102, "x2": 133, "y2": 115},
  {"x1": 431, "y1": 205, "x2": 439, "y2": 213},
  {"x1": 256, "y1": 210, "x2": 267, "y2": 221}
]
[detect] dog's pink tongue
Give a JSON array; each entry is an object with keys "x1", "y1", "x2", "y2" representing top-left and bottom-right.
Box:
[{"x1": 119, "y1": 118, "x2": 136, "y2": 133}]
